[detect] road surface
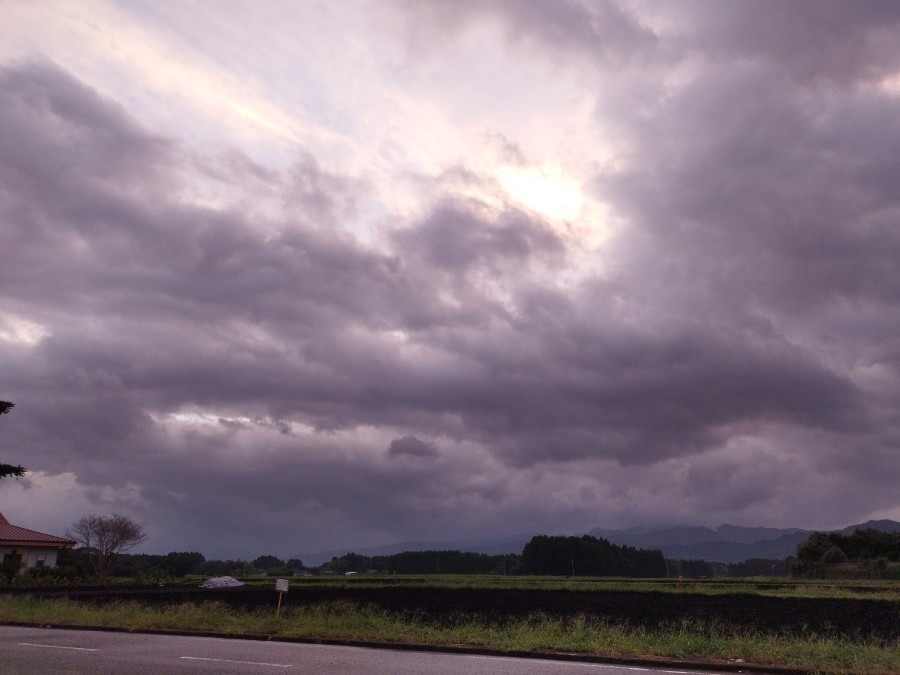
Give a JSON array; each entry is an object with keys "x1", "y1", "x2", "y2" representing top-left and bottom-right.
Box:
[{"x1": 0, "y1": 625, "x2": 730, "y2": 674}]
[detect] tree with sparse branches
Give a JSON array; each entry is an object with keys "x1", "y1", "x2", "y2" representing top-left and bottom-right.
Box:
[
  {"x1": 66, "y1": 513, "x2": 149, "y2": 576},
  {"x1": 0, "y1": 401, "x2": 26, "y2": 480}
]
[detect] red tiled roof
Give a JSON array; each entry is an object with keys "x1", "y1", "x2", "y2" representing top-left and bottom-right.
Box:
[{"x1": 0, "y1": 512, "x2": 75, "y2": 548}]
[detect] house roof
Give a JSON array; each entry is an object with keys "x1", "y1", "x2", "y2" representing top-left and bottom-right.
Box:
[{"x1": 0, "y1": 512, "x2": 75, "y2": 548}]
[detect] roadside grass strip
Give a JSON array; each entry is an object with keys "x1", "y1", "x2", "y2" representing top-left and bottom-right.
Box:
[{"x1": 0, "y1": 596, "x2": 898, "y2": 674}]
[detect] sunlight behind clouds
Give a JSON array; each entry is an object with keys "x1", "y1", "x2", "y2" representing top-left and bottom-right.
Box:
[
  {"x1": 878, "y1": 71, "x2": 900, "y2": 96},
  {"x1": 495, "y1": 163, "x2": 615, "y2": 256},
  {"x1": 498, "y1": 165, "x2": 583, "y2": 222},
  {"x1": 0, "y1": 313, "x2": 50, "y2": 345}
]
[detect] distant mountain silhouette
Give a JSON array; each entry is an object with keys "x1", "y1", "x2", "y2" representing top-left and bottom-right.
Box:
[
  {"x1": 839, "y1": 519, "x2": 900, "y2": 535},
  {"x1": 298, "y1": 519, "x2": 900, "y2": 566},
  {"x1": 588, "y1": 520, "x2": 900, "y2": 563}
]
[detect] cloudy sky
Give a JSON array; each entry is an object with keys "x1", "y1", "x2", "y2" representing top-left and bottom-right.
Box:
[{"x1": 2, "y1": 0, "x2": 900, "y2": 560}]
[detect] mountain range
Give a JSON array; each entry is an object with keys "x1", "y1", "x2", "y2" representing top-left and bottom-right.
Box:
[{"x1": 299, "y1": 519, "x2": 900, "y2": 566}]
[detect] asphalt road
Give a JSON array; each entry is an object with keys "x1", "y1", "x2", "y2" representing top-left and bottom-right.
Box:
[{"x1": 0, "y1": 626, "x2": 731, "y2": 674}]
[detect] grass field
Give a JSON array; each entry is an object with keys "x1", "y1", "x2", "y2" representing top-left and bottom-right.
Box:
[
  {"x1": 0, "y1": 595, "x2": 898, "y2": 674},
  {"x1": 2, "y1": 577, "x2": 900, "y2": 674}
]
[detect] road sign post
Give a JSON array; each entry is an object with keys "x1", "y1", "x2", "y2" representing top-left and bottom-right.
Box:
[{"x1": 275, "y1": 578, "x2": 289, "y2": 615}]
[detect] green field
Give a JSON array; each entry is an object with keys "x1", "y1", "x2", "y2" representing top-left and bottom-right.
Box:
[{"x1": 2, "y1": 576, "x2": 899, "y2": 674}]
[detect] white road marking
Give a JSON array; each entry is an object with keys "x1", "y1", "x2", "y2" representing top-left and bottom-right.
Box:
[
  {"x1": 19, "y1": 642, "x2": 99, "y2": 652},
  {"x1": 180, "y1": 656, "x2": 293, "y2": 668}
]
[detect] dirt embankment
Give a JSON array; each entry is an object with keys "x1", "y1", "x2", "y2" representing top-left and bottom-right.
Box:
[{"x1": 13, "y1": 586, "x2": 900, "y2": 641}]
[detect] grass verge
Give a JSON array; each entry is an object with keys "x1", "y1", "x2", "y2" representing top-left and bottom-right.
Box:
[{"x1": 1, "y1": 595, "x2": 898, "y2": 674}]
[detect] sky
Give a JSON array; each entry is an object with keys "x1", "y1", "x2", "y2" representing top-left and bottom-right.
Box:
[{"x1": 2, "y1": 0, "x2": 900, "y2": 560}]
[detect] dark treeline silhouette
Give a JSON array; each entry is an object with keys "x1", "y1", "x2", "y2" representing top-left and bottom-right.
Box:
[
  {"x1": 325, "y1": 550, "x2": 520, "y2": 575},
  {"x1": 24, "y1": 550, "x2": 210, "y2": 581},
  {"x1": 791, "y1": 529, "x2": 900, "y2": 579},
  {"x1": 671, "y1": 558, "x2": 716, "y2": 578},
  {"x1": 521, "y1": 535, "x2": 665, "y2": 577},
  {"x1": 0, "y1": 400, "x2": 26, "y2": 479},
  {"x1": 668, "y1": 557, "x2": 791, "y2": 578},
  {"x1": 112, "y1": 553, "x2": 306, "y2": 578},
  {"x1": 726, "y1": 557, "x2": 790, "y2": 577},
  {"x1": 796, "y1": 529, "x2": 900, "y2": 563},
  {"x1": 107, "y1": 551, "x2": 206, "y2": 578},
  {"x1": 45, "y1": 533, "x2": 811, "y2": 582}
]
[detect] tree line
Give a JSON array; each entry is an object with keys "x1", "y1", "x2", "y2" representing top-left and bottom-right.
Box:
[
  {"x1": 521, "y1": 535, "x2": 666, "y2": 577},
  {"x1": 0, "y1": 401, "x2": 26, "y2": 480},
  {"x1": 669, "y1": 557, "x2": 791, "y2": 578},
  {"x1": 323, "y1": 535, "x2": 672, "y2": 577},
  {"x1": 323, "y1": 550, "x2": 520, "y2": 575},
  {"x1": 42, "y1": 520, "x2": 803, "y2": 582},
  {"x1": 42, "y1": 550, "x2": 305, "y2": 581},
  {"x1": 796, "y1": 529, "x2": 900, "y2": 563},
  {"x1": 791, "y1": 528, "x2": 900, "y2": 578},
  {"x1": 32, "y1": 533, "x2": 673, "y2": 581},
  {"x1": 321, "y1": 536, "x2": 675, "y2": 577}
]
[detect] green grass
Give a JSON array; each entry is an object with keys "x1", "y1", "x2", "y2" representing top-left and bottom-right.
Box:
[{"x1": 1, "y1": 595, "x2": 898, "y2": 674}]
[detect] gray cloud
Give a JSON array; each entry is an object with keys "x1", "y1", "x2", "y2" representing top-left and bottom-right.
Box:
[
  {"x1": 675, "y1": 0, "x2": 900, "y2": 85},
  {"x1": 395, "y1": 199, "x2": 565, "y2": 272},
  {"x1": 388, "y1": 436, "x2": 438, "y2": 458},
  {"x1": 3, "y1": 0, "x2": 900, "y2": 557},
  {"x1": 396, "y1": 0, "x2": 656, "y2": 64}
]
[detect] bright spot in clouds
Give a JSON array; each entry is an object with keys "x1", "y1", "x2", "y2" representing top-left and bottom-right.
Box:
[
  {"x1": 0, "y1": 313, "x2": 50, "y2": 345},
  {"x1": 498, "y1": 166, "x2": 583, "y2": 222}
]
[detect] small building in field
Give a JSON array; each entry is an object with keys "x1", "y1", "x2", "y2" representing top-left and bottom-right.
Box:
[{"x1": 0, "y1": 512, "x2": 75, "y2": 572}]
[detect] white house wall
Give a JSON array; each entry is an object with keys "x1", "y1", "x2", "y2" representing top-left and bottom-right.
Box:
[{"x1": 0, "y1": 546, "x2": 62, "y2": 571}]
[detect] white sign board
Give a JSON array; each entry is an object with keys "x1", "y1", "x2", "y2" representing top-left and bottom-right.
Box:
[{"x1": 275, "y1": 578, "x2": 289, "y2": 593}]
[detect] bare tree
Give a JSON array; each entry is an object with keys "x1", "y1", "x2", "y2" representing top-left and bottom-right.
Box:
[
  {"x1": 66, "y1": 513, "x2": 148, "y2": 575},
  {"x1": 0, "y1": 401, "x2": 26, "y2": 479}
]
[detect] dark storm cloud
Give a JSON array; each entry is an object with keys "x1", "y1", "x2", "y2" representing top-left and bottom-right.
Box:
[
  {"x1": 395, "y1": 199, "x2": 565, "y2": 272},
  {"x1": 385, "y1": 284, "x2": 862, "y2": 466},
  {"x1": 574, "y1": 3, "x2": 900, "y2": 497},
  {"x1": 592, "y1": 15, "x2": 900, "y2": 328},
  {"x1": 134, "y1": 437, "x2": 512, "y2": 558},
  {"x1": 0, "y1": 60, "x2": 870, "y2": 465},
  {"x1": 598, "y1": 68, "x2": 900, "y2": 315},
  {"x1": 0, "y1": 61, "x2": 172, "y2": 184},
  {"x1": 376, "y1": 0, "x2": 900, "y2": 512},
  {"x1": 388, "y1": 436, "x2": 438, "y2": 458},
  {"x1": 4, "y1": 0, "x2": 900, "y2": 559},
  {"x1": 678, "y1": 0, "x2": 900, "y2": 85}
]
